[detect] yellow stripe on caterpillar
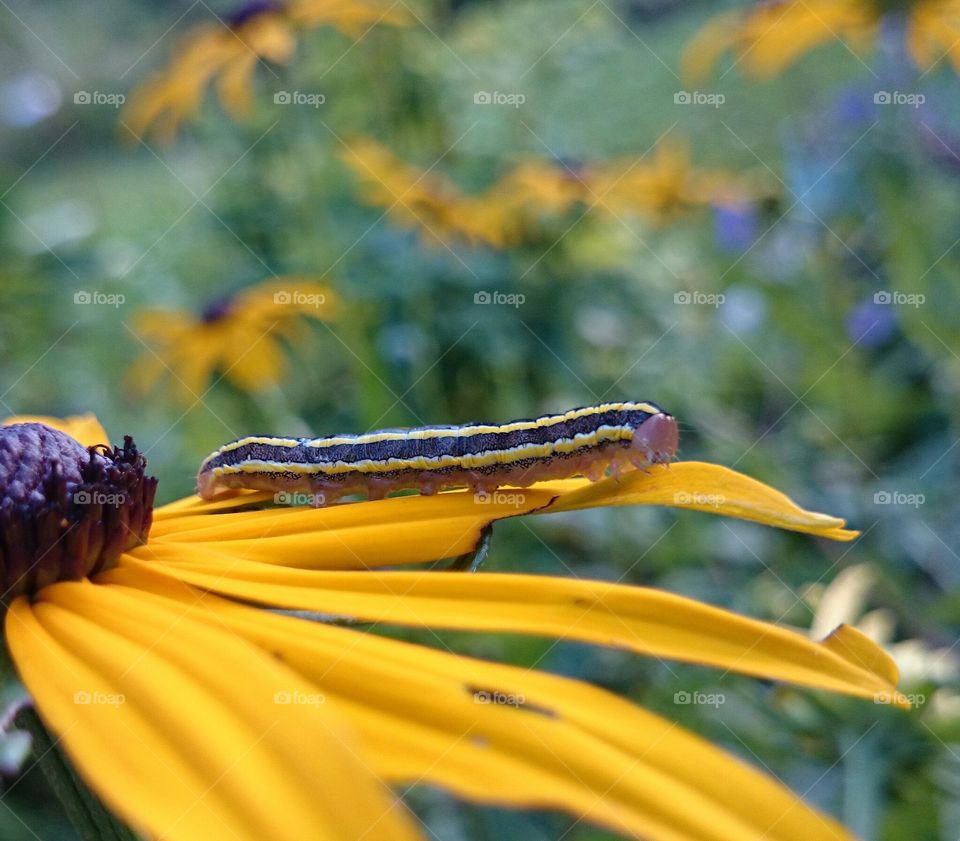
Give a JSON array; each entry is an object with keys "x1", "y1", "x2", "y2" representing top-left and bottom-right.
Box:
[{"x1": 197, "y1": 402, "x2": 679, "y2": 507}]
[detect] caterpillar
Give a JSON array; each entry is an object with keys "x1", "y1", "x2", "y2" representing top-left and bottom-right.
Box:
[{"x1": 197, "y1": 401, "x2": 679, "y2": 507}]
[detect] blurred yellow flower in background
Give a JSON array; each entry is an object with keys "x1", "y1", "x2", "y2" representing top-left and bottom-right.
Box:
[
  {"x1": 342, "y1": 139, "x2": 589, "y2": 247},
  {"x1": 582, "y1": 140, "x2": 753, "y2": 225},
  {"x1": 807, "y1": 563, "x2": 960, "y2": 713},
  {"x1": 126, "y1": 277, "x2": 338, "y2": 401},
  {"x1": 342, "y1": 137, "x2": 748, "y2": 246},
  {"x1": 0, "y1": 413, "x2": 909, "y2": 841},
  {"x1": 122, "y1": 0, "x2": 409, "y2": 142},
  {"x1": 338, "y1": 137, "x2": 498, "y2": 247},
  {"x1": 683, "y1": 0, "x2": 960, "y2": 82},
  {"x1": 459, "y1": 158, "x2": 586, "y2": 246}
]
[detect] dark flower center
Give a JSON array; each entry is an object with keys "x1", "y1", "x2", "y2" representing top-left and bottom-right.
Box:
[
  {"x1": 200, "y1": 294, "x2": 236, "y2": 324},
  {"x1": 0, "y1": 424, "x2": 157, "y2": 600},
  {"x1": 226, "y1": 0, "x2": 285, "y2": 29}
]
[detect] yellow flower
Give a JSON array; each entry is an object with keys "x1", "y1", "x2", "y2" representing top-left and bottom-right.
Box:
[
  {"x1": 0, "y1": 413, "x2": 909, "y2": 841},
  {"x1": 682, "y1": 0, "x2": 960, "y2": 82},
  {"x1": 461, "y1": 159, "x2": 587, "y2": 246},
  {"x1": 581, "y1": 140, "x2": 751, "y2": 225},
  {"x1": 339, "y1": 137, "x2": 493, "y2": 247},
  {"x1": 126, "y1": 277, "x2": 339, "y2": 401},
  {"x1": 342, "y1": 139, "x2": 588, "y2": 247},
  {"x1": 342, "y1": 138, "x2": 742, "y2": 246},
  {"x1": 122, "y1": 0, "x2": 409, "y2": 142}
]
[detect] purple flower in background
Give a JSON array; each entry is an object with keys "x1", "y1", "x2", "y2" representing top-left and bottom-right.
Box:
[
  {"x1": 833, "y1": 87, "x2": 874, "y2": 130},
  {"x1": 713, "y1": 202, "x2": 758, "y2": 254},
  {"x1": 845, "y1": 298, "x2": 898, "y2": 347}
]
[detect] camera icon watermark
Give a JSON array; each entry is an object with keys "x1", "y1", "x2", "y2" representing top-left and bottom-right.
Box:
[
  {"x1": 674, "y1": 291, "x2": 725, "y2": 308},
  {"x1": 673, "y1": 492, "x2": 725, "y2": 508},
  {"x1": 274, "y1": 491, "x2": 326, "y2": 507},
  {"x1": 873, "y1": 490, "x2": 925, "y2": 508},
  {"x1": 473, "y1": 90, "x2": 526, "y2": 108},
  {"x1": 273, "y1": 689, "x2": 326, "y2": 708},
  {"x1": 874, "y1": 691, "x2": 925, "y2": 706},
  {"x1": 674, "y1": 90, "x2": 725, "y2": 108},
  {"x1": 73, "y1": 290, "x2": 125, "y2": 308},
  {"x1": 74, "y1": 490, "x2": 127, "y2": 507},
  {"x1": 273, "y1": 90, "x2": 325, "y2": 108},
  {"x1": 74, "y1": 690, "x2": 125, "y2": 708},
  {"x1": 873, "y1": 290, "x2": 925, "y2": 308},
  {"x1": 473, "y1": 489, "x2": 527, "y2": 507},
  {"x1": 673, "y1": 690, "x2": 725, "y2": 708},
  {"x1": 474, "y1": 689, "x2": 525, "y2": 707},
  {"x1": 74, "y1": 90, "x2": 125, "y2": 108},
  {"x1": 273, "y1": 289, "x2": 326, "y2": 307},
  {"x1": 874, "y1": 90, "x2": 924, "y2": 108},
  {"x1": 473, "y1": 290, "x2": 525, "y2": 308}
]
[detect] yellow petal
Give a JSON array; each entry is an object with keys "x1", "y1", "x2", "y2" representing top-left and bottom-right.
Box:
[
  {"x1": 2, "y1": 413, "x2": 109, "y2": 447},
  {"x1": 242, "y1": 14, "x2": 298, "y2": 65},
  {"x1": 117, "y1": 554, "x2": 903, "y2": 704},
  {"x1": 286, "y1": 0, "x2": 412, "y2": 34},
  {"x1": 6, "y1": 582, "x2": 422, "y2": 841},
  {"x1": 680, "y1": 11, "x2": 743, "y2": 83},
  {"x1": 144, "y1": 487, "x2": 559, "y2": 568},
  {"x1": 214, "y1": 50, "x2": 260, "y2": 117},
  {"x1": 234, "y1": 278, "x2": 341, "y2": 325},
  {"x1": 100, "y1": 565, "x2": 858, "y2": 841},
  {"x1": 152, "y1": 489, "x2": 275, "y2": 519},
  {"x1": 221, "y1": 329, "x2": 289, "y2": 392},
  {"x1": 548, "y1": 462, "x2": 859, "y2": 540},
  {"x1": 147, "y1": 461, "x2": 854, "y2": 573}
]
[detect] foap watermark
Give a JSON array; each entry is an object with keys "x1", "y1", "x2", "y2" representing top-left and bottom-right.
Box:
[
  {"x1": 74, "y1": 690, "x2": 125, "y2": 708},
  {"x1": 674, "y1": 90, "x2": 725, "y2": 108},
  {"x1": 474, "y1": 489, "x2": 527, "y2": 507},
  {"x1": 873, "y1": 490, "x2": 925, "y2": 508},
  {"x1": 674, "y1": 291, "x2": 725, "y2": 308},
  {"x1": 74, "y1": 90, "x2": 125, "y2": 108},
  {"x1": 274, "y1": 289, "x2": 326, "y2": 307},
  {"x1": 473, "y1": 90, "x2": 525, "y2": 108},
  {"x1": 673, "y1": 491, "x2": 725, "y2": 508},
  {"x1": 874, "y1": 90, "x2": 924, "y2": 108},
  {"x1": 873, "y1": 290, "x2": 925, "y2": 308},
  {"x1": 74, "y1": 490, "x2": 127, "y2": 507},
  {"x1": 74, "y1": 290, "x2": 125, "y2": 308},
  {"x1": 474, "y1": 689, "x2": 525, "y2": 707},
  {"x1": 474, "y1": 290, "x2": 525, "y2": 308},
  {"x1": 274, "y1": 689, "x2": 326, "y2": 708},
  {"x1": 874, "y1": 691, "x2": 925, "y2": 706},
  {"x1": 274, "y1": 491, "x2": 326, "y2": 507},
  {"x1": 674, "y1": 690, "x2": 725, "y2": 708},
  {"x1": 273, "y1": 90, "x2": 325, "y2": 108}
]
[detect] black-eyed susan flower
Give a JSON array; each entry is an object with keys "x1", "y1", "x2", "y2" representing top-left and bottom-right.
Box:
[
  {"x1": 339, "y1": 137, "x2": 506, "y2": 248},
  {"x1": 581, "y1": 140, "x2": 752, "y2": 226},
  {"x1": 341, "y1": 137, "x2": 752, "y2": 246},
  {"x1": 682, "y1": 0, "x2": 960, "y2": 82},
  {"x1": 0, "y1": 412, "x2": 909, "y2": 841},
  {"x1": 342, "y1": 138, "x2": 592, "y2": 247},
  {"x1": 126, "y1": 277, "x2": 339, "y2": 402},
  {"x1": 460, "y1": 158, "x2": 587, "y2": 246},
  {"x1": 122, "y1": 0, "x2": 409, "y2": 143}
]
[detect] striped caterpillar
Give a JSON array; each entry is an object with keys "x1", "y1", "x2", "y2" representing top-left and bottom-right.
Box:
[{"x1": 197, "y1": 401, "x2": 679, "y2": 507}]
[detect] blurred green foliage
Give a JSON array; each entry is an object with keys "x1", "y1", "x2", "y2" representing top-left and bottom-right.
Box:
[{"x1": 0, "y1": 0, "x2": 958, "y2": 838}]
